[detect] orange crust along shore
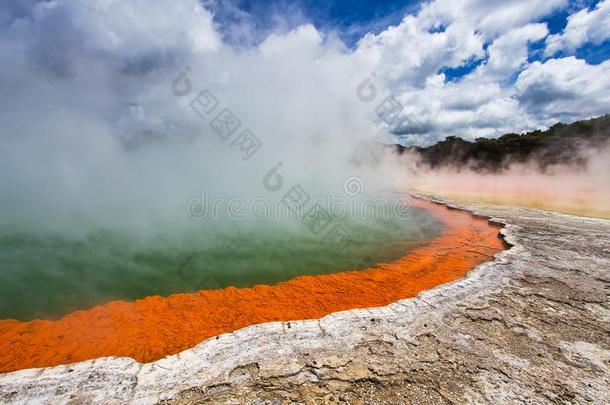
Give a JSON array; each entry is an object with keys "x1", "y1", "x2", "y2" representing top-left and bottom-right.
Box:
[{"x1": 0, "y1": 198, "x2": 507, "y2": 373}]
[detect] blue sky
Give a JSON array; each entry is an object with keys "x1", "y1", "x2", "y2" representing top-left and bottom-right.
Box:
[
  {"x1": 1, "y1": 0, "x2": 610, "y2": 147},
  {"x1": 541, "y1": 0, "x2": 610, "y2": 62},
  {"x1": 205, "y1": 0, "x2": 421, "y2": 46},
  {"x1": 206, "y1": 0, "x2": 610, "y2": 82}
]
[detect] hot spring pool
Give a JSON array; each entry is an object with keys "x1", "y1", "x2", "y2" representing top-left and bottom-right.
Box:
[{"x1": 0, "y1": 206, "x2": 442, "y2": 321}]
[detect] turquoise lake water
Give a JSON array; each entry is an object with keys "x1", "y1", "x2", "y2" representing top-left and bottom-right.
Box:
[{"x1": 0, "y1": 206, "x2": 442, "y2": 321}]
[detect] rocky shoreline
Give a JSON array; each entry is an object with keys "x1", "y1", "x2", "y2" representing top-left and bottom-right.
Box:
[{"x1": 1, "y1": 196, "x2": 609, "y2": 404}]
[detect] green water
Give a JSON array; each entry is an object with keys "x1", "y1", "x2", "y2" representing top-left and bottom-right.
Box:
[{"x1": 0, "y1": 208, "x2": 442, "y2": 321}]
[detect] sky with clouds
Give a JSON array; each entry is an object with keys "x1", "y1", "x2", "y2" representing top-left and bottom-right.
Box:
[{"x1": 1, "y1": 0, "x2": 609, "y2": 147}]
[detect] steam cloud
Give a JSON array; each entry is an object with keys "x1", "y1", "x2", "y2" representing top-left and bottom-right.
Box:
[
  {"x1": 1, "y1": 0, "x2": 609, "y2": 235},
  {"x1": 406, "y1": 144, "x2": 610, "y2": 218},
  {"x1": 0, "y1": 0, "x2": 409, "y2": 237}
]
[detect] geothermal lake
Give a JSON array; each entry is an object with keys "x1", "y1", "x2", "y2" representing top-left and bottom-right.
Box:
[{"x1": 0, "y1": 205, "x2": 442, "y2": 321}]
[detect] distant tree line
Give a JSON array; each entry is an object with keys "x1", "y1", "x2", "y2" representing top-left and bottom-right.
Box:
[{"x1": 396, "y1": 115, "x2": 610, "y2": 172}]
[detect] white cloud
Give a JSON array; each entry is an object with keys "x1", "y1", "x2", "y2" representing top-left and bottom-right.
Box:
[
  {"x1": 477, "y1": 23, "x2": 548, "y2": 78},
  {"x1": 350, "y1": 0, "x2": 610, "y2": 144},
  {"x1": 259, "y1": 24, "x2": 323, "y2": 56},
  {"x1": 355, "y1": 15, "x2": 485, "y2": 89},
  {"x1": 417, "y1": 0, "x2": 566, "y2": 39},
  {"x1": 515, "y1": 57, "x2": 610, "y2": 121},
  {"x1": 546, "y1": 0, "x2": 610, "y2": 55}
]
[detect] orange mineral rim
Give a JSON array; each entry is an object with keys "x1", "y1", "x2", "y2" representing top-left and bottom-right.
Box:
[{"x1": 0, "y1": 198, "x2": 506, "y2": 373}]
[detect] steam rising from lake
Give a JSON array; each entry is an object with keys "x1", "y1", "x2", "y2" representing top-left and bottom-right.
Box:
[
  {"x1": 0, "y1": 14, "x2": 406, "y2": 237},
  {"x1": 408, "y1": 145, "x2": 610, "y2": 218},
  {"x1": 0, "y1": 1, "x2": 431, "y2": 320}
]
